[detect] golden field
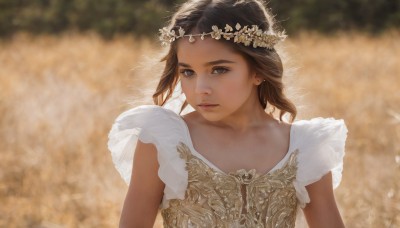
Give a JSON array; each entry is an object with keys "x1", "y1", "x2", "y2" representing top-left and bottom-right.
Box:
[{"x1": 0, "y1": 31, "x2": 399, "y2": 228}]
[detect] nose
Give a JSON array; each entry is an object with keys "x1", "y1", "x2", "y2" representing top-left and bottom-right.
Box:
[{"x1": 195, "y1": 75, "x2": 212, "y2": 94}]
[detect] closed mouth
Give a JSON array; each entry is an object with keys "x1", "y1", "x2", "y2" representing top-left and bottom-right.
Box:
[{"x1": 198, "y1": 104, "x2": 219, "y2": 107}]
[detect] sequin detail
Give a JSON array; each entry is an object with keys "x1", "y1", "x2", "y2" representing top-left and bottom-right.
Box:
[{"x1": 161, "y1": 142, "x2": 299, "y2": 228}]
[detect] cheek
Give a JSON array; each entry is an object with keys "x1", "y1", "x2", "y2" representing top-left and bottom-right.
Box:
[
  {"x1": 218, "y1": 73, "x2": 253, "y2": 97},
  {"x1": 180, "y1": 79, "x2": 194, "y2": 99}
]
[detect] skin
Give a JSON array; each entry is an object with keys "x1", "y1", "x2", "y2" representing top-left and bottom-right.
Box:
[
  {"x1": 177, "y1": 37, "x2": 292, "y2": 174},
  {"x1": 119, "y1": 37, "x2": 345, "y2": 227}
]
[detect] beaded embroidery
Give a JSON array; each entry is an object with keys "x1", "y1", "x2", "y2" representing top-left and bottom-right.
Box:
[{"x1": 161, "y1": 142, "x2": 299, "y2": 228}]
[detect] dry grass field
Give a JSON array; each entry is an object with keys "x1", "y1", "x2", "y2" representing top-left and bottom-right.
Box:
[{"x1": 0, "y1": 31, "x2": 399, "y2": 227}]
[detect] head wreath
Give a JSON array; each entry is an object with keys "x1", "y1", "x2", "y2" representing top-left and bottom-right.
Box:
[{"x1": 159, "y1": 23, "x2": 286, "y2": 49}]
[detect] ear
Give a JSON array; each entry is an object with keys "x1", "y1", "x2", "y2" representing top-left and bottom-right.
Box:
[{"x1": 252, "y1": 73, "x2": 264, "y2": 86}]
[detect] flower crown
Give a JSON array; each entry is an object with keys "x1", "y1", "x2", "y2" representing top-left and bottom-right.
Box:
[{"x1": 159, "y1": 23, "x2": 286, "y2": 49}]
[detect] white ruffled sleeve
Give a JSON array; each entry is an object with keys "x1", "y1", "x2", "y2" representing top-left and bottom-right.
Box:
[
  {"x1": 292, "y1": 117, "x2": 348, "y2": 208},
  {"x1": 107, "y1": 105, "x2": 189, "y2": 201}
]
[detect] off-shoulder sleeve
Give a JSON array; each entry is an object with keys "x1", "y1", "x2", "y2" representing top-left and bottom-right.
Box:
[
  {"x1": 292, "y1": 117, "x2": 348, "y2": 208},
  {"x1": 107, "y1": 105, "x2": 189, "y2": 200}
]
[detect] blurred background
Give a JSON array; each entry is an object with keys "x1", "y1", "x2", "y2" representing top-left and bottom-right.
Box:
[{"x1": 0, "y1": 0, "x2": 399, "y2": 227}]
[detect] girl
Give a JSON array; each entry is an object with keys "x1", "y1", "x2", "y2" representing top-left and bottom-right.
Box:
[{"x1": 108, "y1": 0, "x2": 348, "y2": 227}]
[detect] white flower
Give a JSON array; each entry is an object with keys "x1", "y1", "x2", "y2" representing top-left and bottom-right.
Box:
[
  {"x1": 178, "y1": 27, "x2": 185, "y2": 37},
  {"x1": 224, "y1": 24, "x2": 233, "y2": 32},
  {"x1": 188, "y1": 35, "x2": 195, "y2": 43},
  {"x1": 235, "y1": 23, "x2": 241, "y2": 30}
]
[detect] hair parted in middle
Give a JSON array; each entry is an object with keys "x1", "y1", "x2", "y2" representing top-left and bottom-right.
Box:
[{"x1": 153, "y1": 0, "x2": 297, "y2": 122}]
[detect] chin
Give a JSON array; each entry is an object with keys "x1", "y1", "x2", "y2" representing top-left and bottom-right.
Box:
[{"x1": 197, "y1": 111, "x2": 226, "y2": 122}]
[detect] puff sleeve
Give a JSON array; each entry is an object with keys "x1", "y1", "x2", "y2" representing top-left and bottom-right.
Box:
[
  {"x1": 292, "y1": 117, "x2": 348, "y2": 208},
  {"x1": 107, "y1": 105, "x2": 189, "y2": 201}
]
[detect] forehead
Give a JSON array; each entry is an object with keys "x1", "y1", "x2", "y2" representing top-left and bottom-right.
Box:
[{"x1": 177, "y1": 37, "x2": 243, "y2": 64}]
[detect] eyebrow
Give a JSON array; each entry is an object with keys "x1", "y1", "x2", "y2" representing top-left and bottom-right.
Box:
[{"x1": 178, "y1": 59, "x2": 236, "y2": 68}]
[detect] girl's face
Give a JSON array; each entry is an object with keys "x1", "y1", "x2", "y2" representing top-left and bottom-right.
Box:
[{"x1": 177, "y1": 37, "x2": 262, "y2": 122}]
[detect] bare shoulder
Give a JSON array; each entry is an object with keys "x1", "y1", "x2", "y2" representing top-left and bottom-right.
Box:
[
  {"x1": 276, "y1": 119, "x2": 292, "y2": 138},
  {"x1": 181, "y1": 111, "x2": 205, "y2": 129},
  {"x1": 261, "y1": 117, "x2": 292, "y2": 152}
]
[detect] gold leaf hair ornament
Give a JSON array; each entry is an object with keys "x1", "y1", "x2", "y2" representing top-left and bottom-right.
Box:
[{"x1": 159, "y1": 23, "x2": 287, "y2": 49}]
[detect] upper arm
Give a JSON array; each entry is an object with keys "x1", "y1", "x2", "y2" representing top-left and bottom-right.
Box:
[
  {"x1": 119, "y1": 140, "x2": 165, "y2": 228},
  {"x1": 302, "y1": 172, "x2": 345, "y2": 228}
]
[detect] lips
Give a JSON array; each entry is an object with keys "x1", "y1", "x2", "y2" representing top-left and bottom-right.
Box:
[
  {"x1": 198, "y1": 103, "x2": 219, "y2": 107},
  {"x1": 197, "y1": 103, "x2": 219, "y2": 110}
]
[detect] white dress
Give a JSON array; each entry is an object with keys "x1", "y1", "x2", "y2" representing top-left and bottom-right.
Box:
[{"x1": 108, "y1": 105, "x2": 348, "y2": 227}]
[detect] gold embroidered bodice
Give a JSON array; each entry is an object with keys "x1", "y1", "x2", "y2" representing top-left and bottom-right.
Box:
[{"x1": 161, "y1": 143, "x2": 299, "y2": 228}]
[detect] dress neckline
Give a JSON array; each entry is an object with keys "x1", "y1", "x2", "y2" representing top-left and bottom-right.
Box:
[{"x1": 176, "y1": 114, "x2": 297, "y2": 176}]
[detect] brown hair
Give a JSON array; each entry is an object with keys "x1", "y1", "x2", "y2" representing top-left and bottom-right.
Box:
[{"x1": 152, "y1": 0, "x2": 297, "y2": 122}]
